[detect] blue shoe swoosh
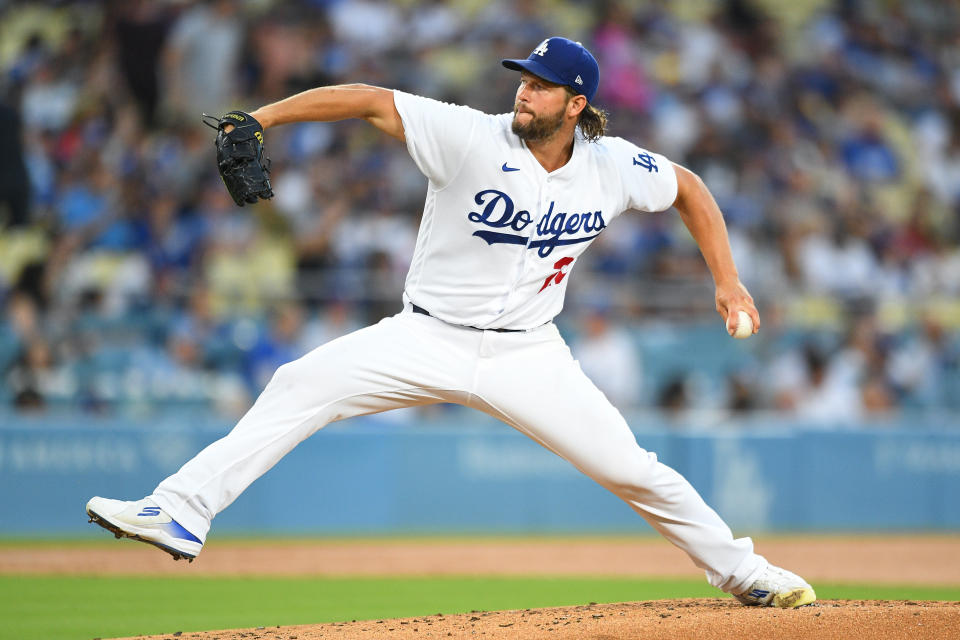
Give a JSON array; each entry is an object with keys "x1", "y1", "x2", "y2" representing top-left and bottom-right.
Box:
[
  {"x1": 164, "y1": 519, "x2": 202, "y2": 544},
  {"x1": 501, "y1": 163, "x2": 520, "y2": 172}
]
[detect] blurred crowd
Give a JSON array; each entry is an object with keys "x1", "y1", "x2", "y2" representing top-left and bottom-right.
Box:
[{"x1": 1, "y1": 0, "x2": 959, "y2": 422}]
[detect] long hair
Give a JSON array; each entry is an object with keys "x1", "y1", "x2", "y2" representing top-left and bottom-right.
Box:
[{"x1": 566, "y1": 87, "x2": 609, "y2": 142}]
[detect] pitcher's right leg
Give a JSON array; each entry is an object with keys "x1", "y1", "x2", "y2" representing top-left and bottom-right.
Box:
[{"x1": 469, "y1": 324, "x2": 769, "y2": 595}]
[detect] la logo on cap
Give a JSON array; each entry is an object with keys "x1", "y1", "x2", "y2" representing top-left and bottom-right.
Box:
[{"x1": 533, "y1": 39, "x2": 549, "y2": 56}]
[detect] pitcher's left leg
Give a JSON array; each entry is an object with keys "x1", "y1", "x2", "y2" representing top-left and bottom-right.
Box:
[{"x1": 469, "y1": 324, "x2": 765, "y2": 594}]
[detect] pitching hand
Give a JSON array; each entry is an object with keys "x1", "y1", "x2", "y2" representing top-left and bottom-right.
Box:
[{"x1": 715, "y1": 280, "x2": 759, "y2": 337}]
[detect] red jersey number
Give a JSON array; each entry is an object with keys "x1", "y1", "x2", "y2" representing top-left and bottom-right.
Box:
[{"x1": 538, "y1": 256, "x2": 574, "y2": 293}]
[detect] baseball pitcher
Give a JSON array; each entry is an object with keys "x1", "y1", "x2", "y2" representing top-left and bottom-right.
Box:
[{"x1": 87, "y1": 37, "x2": 814, "y2": 608}]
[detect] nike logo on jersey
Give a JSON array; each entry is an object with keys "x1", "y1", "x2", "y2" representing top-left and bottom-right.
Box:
[
  {"x1": 501, "y1": 163, "x2": 520, "y2": 172},
  {"x1": 467, "y1": 190, "x2": 605, "y2": 257}
]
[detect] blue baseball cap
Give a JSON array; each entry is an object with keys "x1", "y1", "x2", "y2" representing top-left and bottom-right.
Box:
[{"x1": 502, "y1": 37, "x2": 600, "y2": 103}]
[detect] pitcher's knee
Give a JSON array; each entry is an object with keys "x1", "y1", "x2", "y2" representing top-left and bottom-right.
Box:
[
  {"x1": 257, "y1": 359, "x2": 341, "y2": 431},
  {"x1": 593, "y1": 448, "x2": 659, "y2": 493},
  {"x1": 265, "y1": 356, "x2": 330, "y2": 396},
  {"x1": 267, "y1": 360, "x2": 301, "y2": 390},
  {"x1": 263, "y1": 352, "x2": 364, "y2": 419}
]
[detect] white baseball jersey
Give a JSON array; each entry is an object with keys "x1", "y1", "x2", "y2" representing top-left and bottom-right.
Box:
[{"x1": 393, "y1": 91, "x2": 678, "y2": 330}]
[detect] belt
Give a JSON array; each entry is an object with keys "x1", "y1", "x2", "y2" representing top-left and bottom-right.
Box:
[{"x1": 410, "y1": 303, "x2": 523, "y2": 333}]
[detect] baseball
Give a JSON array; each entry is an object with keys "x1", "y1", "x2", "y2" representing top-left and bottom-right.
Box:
[{"x1": 732, "y1": 310, "x2": 753, "y2": 339}]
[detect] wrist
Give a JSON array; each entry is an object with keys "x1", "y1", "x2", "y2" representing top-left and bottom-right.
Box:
[
  {"x1": 250, "y1": 109, "x2": 272, "y2": 129},
  {"x1": 713, "y1": 273, "x2": 740, "y2": 289}
]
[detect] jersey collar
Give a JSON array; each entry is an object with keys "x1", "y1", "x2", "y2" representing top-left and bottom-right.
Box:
[{"x1": 519, "y1": 130, "x2": 584, "y2": 178}]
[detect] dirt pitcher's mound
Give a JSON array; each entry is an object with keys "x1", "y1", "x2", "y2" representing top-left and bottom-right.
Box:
[{"x1": 115, "y1": 599, "x2": 959, "y2": 640}]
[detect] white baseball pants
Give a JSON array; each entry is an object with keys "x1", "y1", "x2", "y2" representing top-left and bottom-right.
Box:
[{"x1": 152, "y1": 308, "x2": 767, "y2": 593}]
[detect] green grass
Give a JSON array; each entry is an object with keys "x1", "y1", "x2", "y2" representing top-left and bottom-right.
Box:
[{"x1": 1, "y1": 576, "x2": 958, "y2": 640}]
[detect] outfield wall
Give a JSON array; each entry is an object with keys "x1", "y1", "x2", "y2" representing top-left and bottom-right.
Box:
[{"x1": 1, "y1": 413, "x2": 958, "y2": 535}]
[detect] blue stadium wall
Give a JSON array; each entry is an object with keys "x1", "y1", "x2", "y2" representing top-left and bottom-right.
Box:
[{"x1": 1, "y1": 413, "x2": 958, "y2": 535}]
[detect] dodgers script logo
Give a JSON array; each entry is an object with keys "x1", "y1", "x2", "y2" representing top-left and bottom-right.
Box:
[{"x1": 467, "y1": 189, "x2": 606, "y2": 258}]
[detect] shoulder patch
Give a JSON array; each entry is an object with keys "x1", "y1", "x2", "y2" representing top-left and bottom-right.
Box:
[{"x1": 632, "y1": 152, "x2": 659, "y2": 173}]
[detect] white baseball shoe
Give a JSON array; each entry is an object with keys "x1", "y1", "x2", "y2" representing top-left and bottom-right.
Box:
[
  {"x1": 734, "y1": 564, "x2": 816, "y2": 608},
  {"x1": 86, "y1": 497, "x2": 202, "y2": 562}
]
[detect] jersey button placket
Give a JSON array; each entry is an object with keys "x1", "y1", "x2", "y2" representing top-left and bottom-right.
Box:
[
  {"x1": 495, "y1": 174, "x2": 538, "y2": 318},
  {"x1": 502, "y1": 176, "x2": 542, "y2": 316},
  {"x1": 526, "y1": 176, "x2": 552, "y2": 280}
]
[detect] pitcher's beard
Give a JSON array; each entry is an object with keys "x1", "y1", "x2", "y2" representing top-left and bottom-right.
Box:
[{"x1": 511, "y1": 106, "x2": 565, "y2": 142}]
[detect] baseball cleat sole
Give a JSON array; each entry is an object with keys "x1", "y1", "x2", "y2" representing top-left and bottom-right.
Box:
[
  {"x1": 86, "y1": 509, "x2": 197, "y2": 562},
  {"x1": 773, "y1": 587, "x2": 817, "y2": 608}
]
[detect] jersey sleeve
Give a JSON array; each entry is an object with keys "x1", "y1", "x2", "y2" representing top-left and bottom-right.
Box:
[
  {"x1": 605, "y1": 136, "x2": 678, "y2": 213},
  {"x1": 393, "y1": 91, "x2": 482, "y2": 189}
]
